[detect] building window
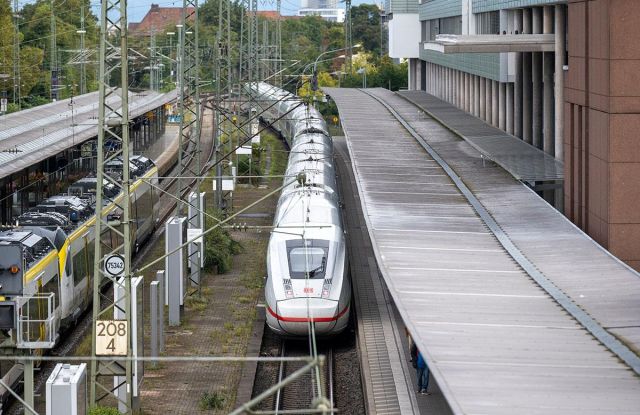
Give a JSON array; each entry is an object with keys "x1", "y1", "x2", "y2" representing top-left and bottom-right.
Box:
[
  {"x1": 439, "y1": 15, "x2": 462, "y2": 35},
  {"x1": 425, "y1": 16, "x2": 462, "y2": 41},
  {"x1": 476, "y1": 11, "x2": 500, "y2": 34}
]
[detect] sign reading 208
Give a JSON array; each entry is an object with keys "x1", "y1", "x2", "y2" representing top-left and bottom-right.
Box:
[{"x1": 95, "y1": 320, "x2": 128, "y2": 355}]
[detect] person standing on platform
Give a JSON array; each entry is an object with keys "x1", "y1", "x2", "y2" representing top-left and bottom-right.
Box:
[{"x1": 416, "y1": 350, "x2": 430, "y2": 395}]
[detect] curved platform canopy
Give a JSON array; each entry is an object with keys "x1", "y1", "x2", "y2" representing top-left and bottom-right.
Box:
[{"x1": 0, "y1": 89, "x2": 178, "y2": 180}]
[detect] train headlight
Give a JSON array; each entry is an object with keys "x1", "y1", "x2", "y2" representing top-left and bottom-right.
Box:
[
  {"x1": 283, "y1": 279, "x2": 294, "y2": 299},
  {"x1": 321, "y1": 279, "x2": 332, "y2": 299},
  {"x1": 9, "y1": 265, "x2": 19, "y2": 275}
]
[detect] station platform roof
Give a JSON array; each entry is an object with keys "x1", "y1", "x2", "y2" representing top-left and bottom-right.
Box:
[
  {"x1": 398, "y1": 91, "x2": 562, "y2": 183},
  {"x1": 424, "y1": 34, "x2": 555, "y2": 53},
  {"x1": 324, "y1": 86, "x2": 640, "y2": 414},
  {"x1": 0, "y1": 89, "x2": 177, "y2": 180}
]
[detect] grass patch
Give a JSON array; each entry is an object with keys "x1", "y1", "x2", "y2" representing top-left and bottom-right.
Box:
[
  {"x1": 89, "y1": 406, "x2": 121, "y2": 415},
  {"x1": 258, "y1": 129, "x2": 288, "y2": 177},
  {"x1": 199, "y1": 391, "x2": 225, "y2": 410},
  {"x1": 185, "y1": 295, "x2": 209, "y2": 312},
  {"x1": 203, "y1": 209, "x2": 243, "y2": 274}
]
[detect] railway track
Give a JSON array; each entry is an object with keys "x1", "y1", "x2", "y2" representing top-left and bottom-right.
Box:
[
  {"x1": 273, "y1": 340, "x2": 334, "y2": 415},
  {"x1": 3, "y1": 100, "x2": 217, "y2": 415}
]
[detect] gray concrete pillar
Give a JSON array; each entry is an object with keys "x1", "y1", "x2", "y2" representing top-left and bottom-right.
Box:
[
  {"x1": 457, "y1": 70, "x2": 463, "y2": 108},
  {"x1": 522, "y1": 8, "x2": 532, "y2": 144},
  {"x1": 492, "y1": 80, "x2": 499, "y2": 127},
  {"x1": 474, "y1": 76, "x2": 480, "y2": 117},
  {"x1": 470, "y1": 75, "x2": 476, "y2": 115},
  {"x1": 450, "y1": 68, "x2": 454, "y2": 104},
  {"x1": 464, "y1": 72, "x2": 473, "y2": 113},
  {"x1": 439, "y1": 65, "x2": 444, "y2": 99},
  {"x1": 532, "y1": 7, "x2": 543, "y2": 149},
  {"x1": 479, "y1": 77, "x2": 486, "y2": 120},
  {"x1": 506, "y1": 83, "x2": 514, "y2": 134},
  {"x1": 555, "y1": 4, "x2": 566, "y2": 161},
  {"x1": 485, "y1": 77, "x2": 492, "y2": 123},
  {"x1": 448, "y1": 68, "x2": 453, "y2": 103},
  {"x1": 443, "y1": 67, "x2": 447, "y2": 101},
  {"x1": 499, "y1": 82, "x2": 506, "y2": 130},
  {"x1": 409, "y1": 58, "x2": 416, "y2": 90},
  {"x1": 514, "y1": 9, "x2": 523, "y2": 139},
  {"x1": 543, "y1": 6, "x2": 555, "y2": 154}
]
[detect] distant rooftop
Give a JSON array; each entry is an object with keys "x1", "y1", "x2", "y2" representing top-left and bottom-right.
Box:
[{"x1": 128, "y1": 4, "x2": 195, "y2": 35}]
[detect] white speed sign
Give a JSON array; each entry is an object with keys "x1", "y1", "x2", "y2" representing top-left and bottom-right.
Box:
[{"x1": 104, "y1": 254, "x2": 125, "y2": 277}]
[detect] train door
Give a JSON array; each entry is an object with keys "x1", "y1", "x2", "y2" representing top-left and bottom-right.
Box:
[{"x1": 59, "y1": 243, "x2": 75, "y2": 326}]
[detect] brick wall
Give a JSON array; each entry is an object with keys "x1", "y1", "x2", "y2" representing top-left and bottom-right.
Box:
[{"x1": 565, "y1": 0, "x2": 640, "y2": 271}]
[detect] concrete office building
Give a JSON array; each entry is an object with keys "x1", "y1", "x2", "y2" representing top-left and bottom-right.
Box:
[
  {"x1": 387, "y1": 0, "x2": 640, "y2": 271},
  {"x1": 299, "y1": 0, "x2": 345, "y2": 22}
]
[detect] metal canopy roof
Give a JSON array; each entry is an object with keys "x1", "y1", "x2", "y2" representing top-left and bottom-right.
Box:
[
  {"x1": 398, "y1": 91, "x2": 563, "y2": 182},
  {"x1": 324, "y1": 87, "x2": 640, "y2": 414},
  {"x1": 424, "y1": 34, "x2": 555, "y2": 53},
  {"x1": 0, "y1": 89, "x2": 177, "y2": 180}
]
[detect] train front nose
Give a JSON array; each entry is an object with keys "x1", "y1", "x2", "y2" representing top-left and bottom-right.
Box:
[{"x1": 269, "y1": 298, "x2": 340, "y2": 336}]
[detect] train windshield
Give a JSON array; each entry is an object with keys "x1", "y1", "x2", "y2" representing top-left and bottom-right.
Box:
[{"x1": 286, "y1": 239, "x2": 329, "y2": 279}]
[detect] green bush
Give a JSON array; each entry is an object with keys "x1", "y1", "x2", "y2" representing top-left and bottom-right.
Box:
[
  {"x1": 237, "y1": 156, "x2": 262, "y2": 179},
  {"x1": 204, "y1": 209, "x2": 242, "y2": 274},
  {"x1": 199, "y1": 391, "x2": 225, "y2": 410},
  {"x1": 88, "y1": 406, "x2": 121, "y2": 415}
]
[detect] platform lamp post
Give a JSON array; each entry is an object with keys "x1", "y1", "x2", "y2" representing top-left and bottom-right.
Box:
[
  {"x1": 166, "y1": 31, "x2": 176, "y2": 86},
  {"x1": 357, "y1": 67, "x2": 367, "y2": 88}
]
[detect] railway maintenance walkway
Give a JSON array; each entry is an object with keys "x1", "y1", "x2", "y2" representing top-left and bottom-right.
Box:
[{"x1": 324, "y1": 87, "x2": 640, "y2": 414}]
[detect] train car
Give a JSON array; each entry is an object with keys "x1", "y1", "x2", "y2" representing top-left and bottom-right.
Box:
[
  {"x1": 0, "y1": 158, "x2": 159, "y2": 348},
  {"x1": 247, "y1": 82, "x2": 351, "y2": 337}
]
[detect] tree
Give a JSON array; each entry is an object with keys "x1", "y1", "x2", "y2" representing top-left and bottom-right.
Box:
[
  {"x1": 350, "y1": 4, "x2": 381, "y2": 56},
  {"x1": 0, "y1": 0, "x2": 15, "y2": 99}
]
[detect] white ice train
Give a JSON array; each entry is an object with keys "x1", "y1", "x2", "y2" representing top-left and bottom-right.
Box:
[{"x1": 247, "y1": 82, "x2": 351, "y2": 336}]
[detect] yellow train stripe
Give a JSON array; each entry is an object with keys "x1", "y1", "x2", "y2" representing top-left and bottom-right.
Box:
[
  {"x1": 24, "y1": 251, "x2": 58, "y2": 284},
  {"x1": 23, "y1": 166, "x2": 158, "y2": 284}
]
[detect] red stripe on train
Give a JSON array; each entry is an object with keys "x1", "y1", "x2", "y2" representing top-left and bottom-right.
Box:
[{"x1": 267, "y1": 304, "x2": 349, "y2": 323}]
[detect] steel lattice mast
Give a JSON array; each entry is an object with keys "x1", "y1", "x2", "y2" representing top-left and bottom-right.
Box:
[
  {"x1": 214, "y1": 0, "x2": 232, "y2": 209},
  {"x1": 276, "y1": 0, "x2": 282, "y2": 87},
  {"x1": 79, "y1": 2, "x2": 87, "y2": 95},
  {"x1": 90, "y1": 0, "x2": 135, "y2": 411},
  {"x1": 13, "y1": 0, "x2": 20, "y2": 108},
  {"x1": 50, "y1": 0, "x2": 58, "y2": 100},
  {"x1": 345, "y1": 0, "x2": 353, "y2": 73},
  {"x1": 178, "y1": 0, "x2": 202, "y2": 290},
  {"x1": 239, "y1": 0, "x2": 249, "y2": 83}
]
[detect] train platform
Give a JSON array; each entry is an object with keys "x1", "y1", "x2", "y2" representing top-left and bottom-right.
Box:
[
  {"x1": 0, "y1": 89, "x2": 177, "y2": 179},
  {"x1": 324, "y1": 87, "x2": 640, "y2": 414},
  {"x1": 336, "y1": 136, "x2": 452, "y2": 415}
]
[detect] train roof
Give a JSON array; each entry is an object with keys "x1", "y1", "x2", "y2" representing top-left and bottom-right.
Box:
[
  {"x1": 274, "y1": 190, "x2": 341, "y2": 229},
  {"x1": 0, "y1": 230, "x2": 56, "y2": 271},
  {"x1": 16, "y1": 156, "x2": 156, "y2": 233}
]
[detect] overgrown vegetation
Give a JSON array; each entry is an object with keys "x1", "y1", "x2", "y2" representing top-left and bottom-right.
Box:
[
  {"x1": 2, "y1": 0, "x2": 405, "y2": 111},
  {"x1": 199, "y1": 391, "x2": 226, "y2": 410},
  {"x1": 203, "y1": 209, "x2": 242, "y2": 274},
  {"x1": 88, "y1": 406, "x2": 121, "y2": 415}
]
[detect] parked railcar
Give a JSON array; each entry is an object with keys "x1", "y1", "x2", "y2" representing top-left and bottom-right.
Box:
[{"x1": 0, "y1": 158, "x2": 159, "y2": 348}]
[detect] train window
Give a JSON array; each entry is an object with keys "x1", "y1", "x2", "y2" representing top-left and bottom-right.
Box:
[
  {"x1": 73, "y1": 254, "x2": 86, "y2": 287},
  {"x1": 286, "y1": 239, "x2": 329, "y2": 279}
]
